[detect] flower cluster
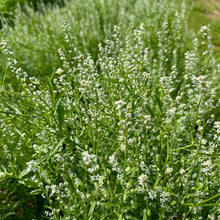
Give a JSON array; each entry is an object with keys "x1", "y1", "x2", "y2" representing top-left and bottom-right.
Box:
[{"x1": 0, "y1": 0, "x2": 220, "y2": 219}]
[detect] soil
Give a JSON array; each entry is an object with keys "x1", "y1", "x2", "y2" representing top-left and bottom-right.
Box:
[{"x1": 204, "y1": 0, "x2": 220, "y2": 20}]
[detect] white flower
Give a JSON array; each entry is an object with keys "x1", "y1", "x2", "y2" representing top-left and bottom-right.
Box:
[
  {"x1": 21, "y1": 133, "x2": 26, "y2": 138},
  {"x1": 82, "y1": 151, "x2": 91, "y2": 165},
  {"x1": 0, "y1": 172, "x2": 6, "y2": 178},
  {"x1": 165, "y1": 167, "x2": 173, "y2": 174},
  {"x1": 108, "y1": 154, "x2": 115, "y2": 164},
  {"x1": 26, "y1": 160, "x2": 36, "y2": 172},
  {"x1": 144, "y1": 115, "x2": 151, "y2": 124},
  {"x1": 115, "y1": 100, "x2": 126, "y2": 110},
  {"x1": 98, "y1": 175, "x2": 105, "y2": 187},
  {"x1": 56, "y1": 68, "x2": 64, "y2": 75},
  {"x1": 214, "y1": 121, "x2": 220, "y2": 134},
  {"x1": 138, "y1": 174, "x2": 148, "y2": 186},
  {"x1": 50, "y1": 185, "x2": 57, "y2": 197},
  {"x1": 179, "y1": 168, "x2": 185, "y2": 175},
  {"x1": 82, "y1": 151, "x2": 96, "y2": 166},
  {"x1": 202, "y1": 160, "x2": 212, "y2": 167},
  {"x1": 126, "y1": 113, "x2": 132, "y2": 118},
  {"x1": 200, "y1": 25, "x2": 209, "y2": 33}
]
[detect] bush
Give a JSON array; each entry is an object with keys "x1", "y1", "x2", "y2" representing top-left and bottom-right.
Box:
[
  {"x1": 0, "y1": 0, "x2": 220, "y2": 219},
  {"x1": 1, "y1": 0, "x2": 138, "y2": 79},
  {"x1": 0, "y1": 0, "x2": 66, "y2": 29}
]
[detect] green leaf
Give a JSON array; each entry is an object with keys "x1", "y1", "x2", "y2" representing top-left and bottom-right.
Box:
[
  {"x1": 38, "y1": 170, "x2": 50, "y2": 184},
  {"x1": 57, "y1": 101, "x2": 65, "y2": 129},
  {"x1": 172, "y1": 144, "x2": 198, "y2": 151},
  {"x1": 0, "y1": 63, "x2": 8, "y2": 92},
  {"x1": 18, "y1": 179, "x2": 39, "y2": 188},
  {"x1": 100, "y1": 202, "x2": 118, "y2": 207},
  {"x1": 143, "y1": 209, "x2": 147, "y2": 220},
  {"x1": 52, "y1": 92, "x2": 64, "y2": 113},
  {"x1": 47, "y1": 76, "x2": 55, "y2": 99},
  {"x1": 196, "y1": 193, "x2": 220, "y2": 205},
  {"x1": 195, "y1": 203, "x2": 220, "y2": 207},
  {"x1": 29, "y1": 189, "x2": 43, "y2": 195},
  {"x1": 20, "y1": 167, "x2": 31, "y2": 178},
  {"x1": 88, "y1": 201, "x2": 96, "y2": 218},
  {"x1": 145, "y1": 104, "x2": 155, "y2": 118},
  {"x1": 20, "y1": 139, "x2": 65, "y2": 178}
]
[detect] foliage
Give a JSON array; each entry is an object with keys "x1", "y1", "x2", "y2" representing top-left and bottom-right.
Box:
[
  {"x1": 0, "y1": 0, "x2": 220, "y2": 219},
  {"x1": 179, "y1": 0, "x2": 220, "y2": 57},
  {"x1": 0, "y1": 0, "x2": 66, "y2": 29},
  {"x1": 0, "y1": 0, "x2": 139, "y2": 80}
]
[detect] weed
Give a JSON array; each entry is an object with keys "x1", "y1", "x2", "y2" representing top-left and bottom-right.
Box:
[{"x1": 0, "y1": 0, "x2": 220, "y2": 219}]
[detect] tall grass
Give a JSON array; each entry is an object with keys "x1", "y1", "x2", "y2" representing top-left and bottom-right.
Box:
[
  {"x1": 0, "y1": 0, "x2": 220, "y2": 219},
  {"x1": 0, "y1": 1, "x2": 67, "y2": 37},
  {"x1": 1, "y1": 0, "x2": 190, "y2": 80}
]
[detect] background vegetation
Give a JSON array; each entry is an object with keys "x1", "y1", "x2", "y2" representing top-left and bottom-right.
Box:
[{"x1": 184, "y1": 0, "x2": 220, "y2": 57}]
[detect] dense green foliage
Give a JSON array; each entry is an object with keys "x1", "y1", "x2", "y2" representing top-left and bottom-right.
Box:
[
  {"x1": 0, "y1": 0, "x2": 220, "y2": 219},
  {"x1": 0, "y1": 0, "x2": 65, "y2": 12},
  {"x1": 0, "y1": 0, "x2": 147, "y2": 79},
  {"x1": 0, "y1": 0, "x2": 66, "y2": 28},
  {"x1": 176, "y1": 0, "x2": 220, "y2": 57}
]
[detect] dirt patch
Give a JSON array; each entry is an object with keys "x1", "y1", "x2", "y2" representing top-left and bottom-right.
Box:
[
  {"x1": 204, "y1": 0, "x2": 220, "y2": 9},
  {"x1": 207, "y1": 10, "x2": 220, "y2": 21},
  {"x1": 203, "y1": 0, "x2": 220, "y2": 21},
  {"x1": 214, "y1": 44, "x2": 220, "y2": 49}
]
